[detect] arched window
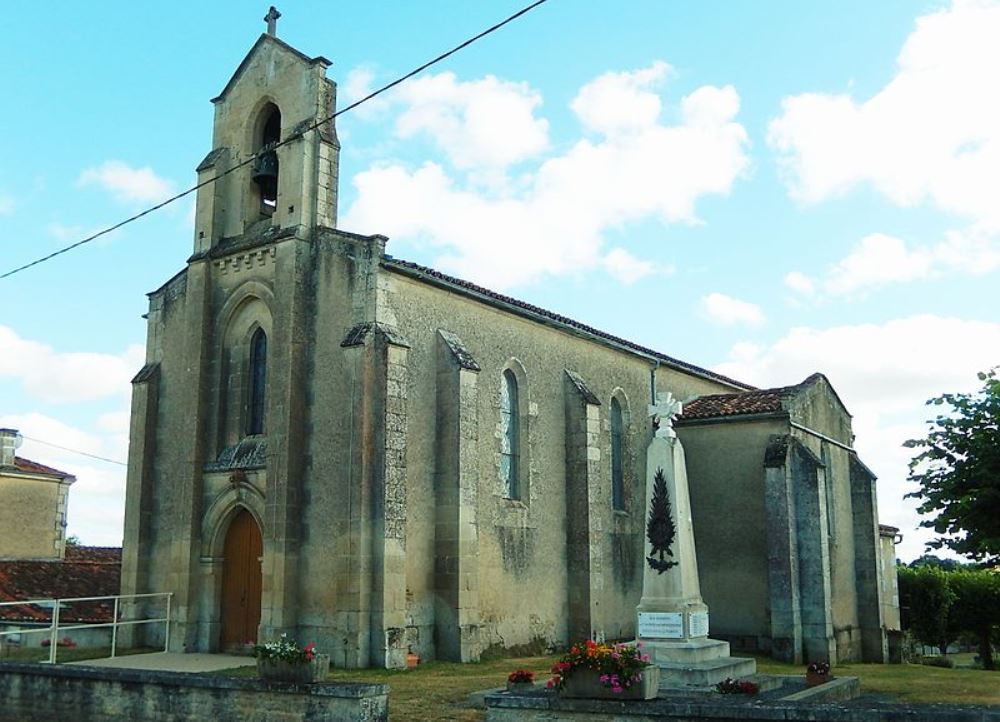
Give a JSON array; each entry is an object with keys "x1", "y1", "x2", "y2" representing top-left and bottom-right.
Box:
[
  {"x1": 610, "y1": 397, "x2": 625, "y2": 510},
  {"x1": 252, "y1": 105, "x2": 281, "y2": 216},
  {"x1": 246, "y1": 328, "x2": 267, "y2": 435},
  {"x1": 500, "y1": 369, "x2": 520, "y2": 499}
]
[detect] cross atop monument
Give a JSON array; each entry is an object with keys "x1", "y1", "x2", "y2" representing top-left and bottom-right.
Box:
[
  {"x1": 264, "y1": 6, "x2": 282, "y2": 36},
  {"x1": 649, "y1": 391, "x2": 683, "y2": 439}
]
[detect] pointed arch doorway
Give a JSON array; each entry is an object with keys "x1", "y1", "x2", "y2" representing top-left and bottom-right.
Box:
[{"x1": 220, "y1": 508, "x2": 263, "y2": 649}]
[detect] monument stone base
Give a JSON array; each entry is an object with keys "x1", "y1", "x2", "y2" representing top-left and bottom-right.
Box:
[{"x1": 641, "y1": 638, "x2": 757, "y2": 688}]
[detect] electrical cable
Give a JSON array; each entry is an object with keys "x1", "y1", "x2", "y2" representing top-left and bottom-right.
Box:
[
  {"x1": 0, "y1": 0, "x2": 550, "y2": 280},
  {"x1": 21, "y1": 435, "x2": 127, "y2": 466}
]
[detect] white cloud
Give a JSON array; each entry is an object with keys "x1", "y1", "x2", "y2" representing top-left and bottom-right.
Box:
[
  {"x1": 78, "y1": 160, "x2": 175, "y2": 204},
  {"x1": 701, "y1": 292, "x2": 766, "y2": 326},
  {"x1": 768, "y1": 1, "x2": 1000, "y2": 230},
  {"x1": 344, "y1": 64, "x2": 749, "y2": 288},
  {"x1": 393, "y1": 72, "x2": 550, "y2": 170},
  {"x1": 788, "y1": 230, "x2": 1000, "y2": 296},
  {"x1": 0, "y1": 325, "x2": 143, "y2": 403},
  {"x1": 602, "y1": 248, "x2": 658, "y2": 284},
  {"x1": 342, "y1": 65, "x2": 392, "y2": 120},
  {"x1": 571, "y1": 61, "x2": 671, "y2": 135},
  {"x1": 783, "y1": 270, "x2": 815, "y2": 295},
  {"x1": 714, "y1": 314, "x2": 1000, "y2": 561},
  {"x1": 0, "y1": 193, "x2": 13, "y2": 215}
]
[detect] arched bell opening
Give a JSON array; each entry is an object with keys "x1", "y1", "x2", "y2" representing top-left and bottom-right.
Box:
[{"x1": 252, "y1": 103, "x2": 281, "y2": 217}]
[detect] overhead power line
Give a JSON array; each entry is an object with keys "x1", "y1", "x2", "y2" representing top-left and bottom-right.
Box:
[
  {"x1": 21, "y1": 435, "x2": 127, "y2": 467},
  {"x1": 0, "y1": 0, "x2": 550, "y2": 281}
]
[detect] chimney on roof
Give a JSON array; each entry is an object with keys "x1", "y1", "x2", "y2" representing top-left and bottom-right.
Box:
[{"x1": 0, "y1": 428, "x2": 22, "y2": 467}]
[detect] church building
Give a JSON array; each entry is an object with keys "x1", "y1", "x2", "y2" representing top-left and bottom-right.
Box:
[{"x1": 120, "y1": 17, "x2": 898, "y2": 668}]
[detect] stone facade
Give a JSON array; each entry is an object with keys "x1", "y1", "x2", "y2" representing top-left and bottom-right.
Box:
[
  {"x1": 675, "y1": 374, "x2": 899, "y2": 664},
  {"x1": 120, "y1": 28, "x2": 895, "y2": 668},
  {"x1": 0, "y1": 429, "x2": 75, "y2": 561}
]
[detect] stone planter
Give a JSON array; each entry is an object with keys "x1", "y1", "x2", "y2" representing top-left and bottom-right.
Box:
[
  {"x1": 257, "y1": 658, "x2": 313, "y2": 684},
  {"x1": 311, "y1": 653, "x2": 331, "y2": 682},
  {"x1": 506, "y1": 680, "x2": 535, "y2": 694},
  {"x1": 806, "y1": 671, "x2": 832, "y2": 688},
  {"x1": 560, "y1": 665, "x2": 659, "y2": 700}
]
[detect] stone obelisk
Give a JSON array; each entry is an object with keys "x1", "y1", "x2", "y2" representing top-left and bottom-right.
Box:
[{"x1": 636, "y1": 392, "x2": 755, "y2": 687}]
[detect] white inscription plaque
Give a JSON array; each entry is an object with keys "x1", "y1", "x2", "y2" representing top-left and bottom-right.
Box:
[
  {"x1": 638, "y1": 612, "x2": 683, "y2": 639},
  {"x1": 689, "y1": 611, "x2": 709, "y2": 637}
]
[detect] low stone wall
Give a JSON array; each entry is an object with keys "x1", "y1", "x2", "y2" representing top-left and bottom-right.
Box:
[
  {"x1": 0, "y1": 661, "x2": 388, "y2": 722},
  {"x1": 485, "y1": 689, "x2": 1000, "y2": 722}
]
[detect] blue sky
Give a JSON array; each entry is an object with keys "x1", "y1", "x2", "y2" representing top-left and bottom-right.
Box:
[{"x1": 1, "y1": 1, "x2": 998, "y2": 560}]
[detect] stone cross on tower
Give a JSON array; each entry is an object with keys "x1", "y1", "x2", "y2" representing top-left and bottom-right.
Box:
[
  {"x1": 649, "y1": 391, "x2": 683, "y2": 439},
  {"x1": 264, "y1": 6, "x2": 282, "y2": 36}
]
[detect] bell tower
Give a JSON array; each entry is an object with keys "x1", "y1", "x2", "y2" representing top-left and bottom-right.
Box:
[{"x1": 192, "y1": 8, "x2": 340, "y2": 254}]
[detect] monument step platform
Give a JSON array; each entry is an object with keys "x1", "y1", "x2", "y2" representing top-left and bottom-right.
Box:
[
  {"x1": 643, "y1": 637, "x2": 731, "y2": 664},
  {"x1": 657, "y1": 655, "x2": 757, "y2": 687}
]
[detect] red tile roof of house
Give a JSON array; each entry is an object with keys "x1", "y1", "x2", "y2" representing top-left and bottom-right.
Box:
[
  {"x1": 0, "y1": 546, "x2": 121, "y2": 623},
  {"x1": 10, "y1": 456, "x2": 73, "y2": 479},
  {"x1": 680, "y1": 373, "x2": 827, "y2": 420}
]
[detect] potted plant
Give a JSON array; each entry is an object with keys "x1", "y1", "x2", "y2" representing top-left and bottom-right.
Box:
[
  {"x1": 253, "y1": 634, "x2": 321, "y2": 684},
  {"x1": 546, "y1": 640, "x2": 659, "y2": 700},
  {"x1": 805, "y1": 661, "x2": 831, "y2": 687},
  {"x1": 715, "y1": 677, "x2": 759, "y2": 695},
  {"x1": 506, "y1": 669, "x2": 535, "y2": 693}
]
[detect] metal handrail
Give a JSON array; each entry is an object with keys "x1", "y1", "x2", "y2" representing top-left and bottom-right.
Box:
[{"x1": 0, "y1": 591, "x2": 173, "y2": 664}]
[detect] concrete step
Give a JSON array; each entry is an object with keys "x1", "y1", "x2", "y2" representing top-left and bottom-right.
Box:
[
  {"x1": 658, "y1": 655, "x2": 757, "y2": 687},
  {"x1": 645, "y1": 638, "x2": 732, "y2": 664}
]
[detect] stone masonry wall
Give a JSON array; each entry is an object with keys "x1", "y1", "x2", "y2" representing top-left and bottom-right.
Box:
[{"x1": 0, "y1": 662, "x2": 388, "y2": 722}]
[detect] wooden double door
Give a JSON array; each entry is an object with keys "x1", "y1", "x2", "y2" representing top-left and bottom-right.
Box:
[{"x1": 220, "y1": 508, "x2": 262, "y2": 648}]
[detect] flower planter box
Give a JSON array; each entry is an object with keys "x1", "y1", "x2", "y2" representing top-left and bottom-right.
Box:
[
  {"x1": 806, "y1": 671, "x2": 832, "y2": 688},
  {"x1": 257, "y1": 658, "x2": 313, "y2": 684},
  {"x1": 506, "y1": 680, "x2": 535, "y2": 694},
  {"x1": 560, "y1": 665, "x2": 659, "y2": 700}
]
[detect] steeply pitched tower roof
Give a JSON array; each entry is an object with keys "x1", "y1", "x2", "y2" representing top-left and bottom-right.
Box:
[{"x1": 212, "y1": 33, "x2": 331, "y2": 103}]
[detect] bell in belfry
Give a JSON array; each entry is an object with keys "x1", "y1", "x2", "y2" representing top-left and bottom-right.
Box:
[{"x1": 252, "y1": 148, "x2": 279, "y2": 205}]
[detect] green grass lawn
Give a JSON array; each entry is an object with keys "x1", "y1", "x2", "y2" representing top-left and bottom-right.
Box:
[
  {"x1": 219, "y1": 653, "x2": 999, "y2": 721},
  {"x1": 752, "y1": 654, "x2": 1000, "y2": 706},
  {"x1": 225, "y1": 654, "x2": 558, "y2": 721}
]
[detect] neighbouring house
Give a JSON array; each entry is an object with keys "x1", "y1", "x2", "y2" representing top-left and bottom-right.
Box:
[
  {"x1": 0, "y1": 428, "x2": 75, "y2": 561},
  {"x1": 120, "y1": 16, "x2": 900, "y2": 668},
  {"x1": 0, "y1": 428, "x2": 123, "y2": 653},
  {"x1": 0, "y1": 546, "x2": 122, "y2": 652}
]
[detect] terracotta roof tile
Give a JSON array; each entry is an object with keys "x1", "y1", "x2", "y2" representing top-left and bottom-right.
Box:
[
  {"x1": 10, "y1": 456, "x2": 73, "y2": 478},
  {"x1": 382, "y1": 256, "x2": 755, "y2": 392},
  {"x1": 0, "y1": 546, "x2": 121, "y2": 623},
  {"x1": 679, "y1": 374, "x2": 828, "y2": 420}
]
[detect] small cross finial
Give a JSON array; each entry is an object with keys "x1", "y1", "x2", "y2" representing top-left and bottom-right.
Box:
[
  {"x1": 264, "y1": 6, "x2": 281, "y2": 36},
  {"x1": 649, "y1": 391, "x2": 683, "y2": 439}
]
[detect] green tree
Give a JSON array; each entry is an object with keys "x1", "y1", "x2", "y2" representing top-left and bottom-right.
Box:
[
  {"x1": 907, "y1": 554, "x2": 970, "y2": 571},
  {"x1": 898, "y1": 565, "x2": 956, "y2": 655},
  {"x1": 947, "y1": 569, "x2": 1000, "y2": 670},
  {"x1": 905, "y1": 368, "x2": 1000, "y2": 564}
]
